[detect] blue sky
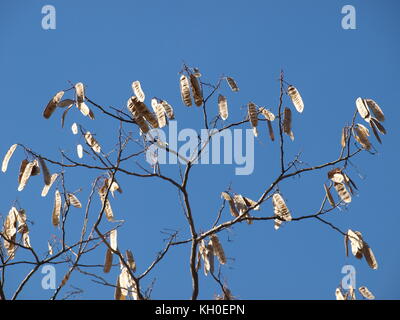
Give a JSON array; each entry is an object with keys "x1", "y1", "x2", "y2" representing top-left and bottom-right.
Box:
[{"x1": 0, "y1": 0, "x2": 399, "y2": 300}]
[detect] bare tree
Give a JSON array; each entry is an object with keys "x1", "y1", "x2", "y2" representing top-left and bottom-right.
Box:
[{"x1": 0, "y1": 64, "x2": 385, "y2": 300}]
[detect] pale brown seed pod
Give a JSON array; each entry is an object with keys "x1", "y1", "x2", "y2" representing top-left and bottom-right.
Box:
[
  {"x1": 324, "y1": 184, "x2": 335, "y2": 207},
  {"x1": 2, "y1": 144, "x2": 17, "y2": 173},
  {"x1": 226, "y1": 77, "x2": 239, "y2": 92},
  {"x1": 362, "y1": 243, "x2": 378, "y2": 270},
  {"x1": 347, "y1": 229, "x2": 363, "y2": 258},
  {"x1": 221, "y1": 192, "x2": 239, "y2": 217},
  {"x1": 272, "y1": 193, "x2": 292, "y2": 230},
  {"x1": 57, "y1": 99, "x2": 75, "y2": 108},
  {"x1": 84, "y1": 131, "x2": 101, "y2": 153},
  {"x1": 358, "y1": 286, "x2": 375, "y2": 300},
  {"x1": 154, "y1": 101, "x2": 167, "y2": 128},
  {"x1": 41, "y1": 173, "x2": 58, "y2": 197},
  {"x1": 210, "y1": 234, "x2": 226, "y2": 265},
  {"x1": 287, "y1": 85, "x2": 304, "y2": 113},
  {"x1": 267, "y1": 120, "x2": 275, "y2": 141},
  {"x1": 30, "y1": 161, "x2": 41, "y2": 176},
  {"x1": 71, "y1": 122, "x2": 78, "y2": 135},
  {"x1": 179, "y1": 75, "x2": 192, "y2": 106},
  {"x1": 355, "y1": 97, "x2": 370, "y2": 121},
  {"x1": 126, "y1": 250, "x2": 136, "y2": 272},
  {"x1": 205, "y1": 241, "x2": 215, "y2": 276},
  {"x1": 52, "y1": 190, "x2": 61, "y2": 227},
  {"x1": 103, "y1": 247, "x2": 113, "y2": 273},
  {"x1": 233, "y1": 194, "x2": 252, "y2": 224},
  {"x1": 341, "y1": 127, "x2": 348, "y2": 148},
  {"x1": 218, "y1": 94, "x2": 228, "y2": 120},
  {"x1": 365, "y1": 99, "x2": 384, "y2": 122},
  {"x1": 369, "y1": 117, "x2": 386, "y2": 134},
  {"x1": 344, "y1": 234, "x2": 349, "y2": 257},
  {"x1": 128, "y1": 97, "x2": 157, "y2": 131},
  {"x1": 38, "y1": 156, "x2": 51, "y2": 186},
  {"x1": 98, "y1": 185, "x2": 114, "y2": 221},
  {"x1": 161, "y1": 100, "x2": 175, "y2": 119},
  {"x1": 283, "y1": 107, "x2": 294, "y2": 141},
  {"x1": 259, "y1": 107, "x2": 275, "y2": 121},
  {"x1": 75, "y1": 82, "x2": 85, "y2": 103},
  {"x1": 77, "y1": 101, "x2": 95, "y2": 119},
  {"x1": 18, "y1": 160, "x2": 36, "y2": 191},
  {"x1": 43, "y1": 91, "x2": 65, "y2": 119},
  {"x1": 108, "y1": 178, "x2": 123, "y2": 197},
  {"x1": 131, "y1": 81, "x2": 145, "y2": 102},
  {"x1": 327, "y1": 168, "x2": 345, "y2": 183},
  {"x1": 110, "y1": 229, "x2": 117, "y2": 251},
  {"x1": 190, "y1": 74, "x2": 203, "y2": 106},
  {"x1": 248, "y1": 102, "x2": 258, "y2": 137},
  {"x1": 242, "y1": 196, "x2": 260, "y2": 210},
  {"x1": 353, "y1": 124, "x2": 371, "y2": 150},
  {"x1": 114, "y1": 276, "x2": 124, "y2": 300},
  {"x1": 77, "y1": 144, "x2": 84, "y2": 159},
  {"x1": 369, "y1": 119, "x2": 382, "y2": 144},
  {"x1": 348, "y1": 286, "x2": 356, "y2": 300},
  {"x1": 18, "y1": 159, "x2": 28, "y2": 184},
  {"x1": 335, "y1": 288, "x2": 345, "y2": 300},
  {"x1": 334, "y1": 182, "x2": 351, "y2": 203},
  {"x1": 67, "y1": 193, "x2": 82, "y2": 208},
  {"x1": 3, "y1": 207, "x2": 18, "y2": 259}
]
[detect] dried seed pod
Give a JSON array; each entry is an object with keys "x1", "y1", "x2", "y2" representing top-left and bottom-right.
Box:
[
  {"x1": 52, "y1": 190, "x2": 61, "y2": 227},
  {"x1": 126, "y1": 250, "x2": 136, "y2": 272},
  {"x1": 71, "y1": 123, "x2": 78, "y2": 135},
  {"x1": 210, "y1": 234, "x2": 226, "y2": 265},
  {"x1": 365, "y1": 99, "x2": 384, "y2": 122},
  {"x1": 226, "y1": 77, "x2": 239, "y2": 92},
  {"x1": 202, "y1": 240, "x2": 215, "y2": 276},
  {"x1": 98, "y1": 182, "x2": 114, "y2": 221},
  {"x1": 161, "y1": 100, "x2": 175, "y2": 119},
  {"x1": 369, "y1": 119, "x2": 382, "y2": 144},
  {"x1": 179, "y1": 74, "x2": 192, "y2": 106},
  {"x1": 18, "y1": 159, "x2": 28, "y2": 184},
  {"x1": 283, "y1": 107, "x2": 294, "y2": 141},
  {"x1": 243, "y1": 197, "x2": 260, "y2": 211},
  {"x1": 84, "y1": 131, "x2": 101, "y2": 153},
  {"x1": 221, "y1": 192, "x2": 239, "y2": 217},
  {"x1": 353, "y1": 124, "x2": 371, "y2": 150},
  {"x1": 77, "y1": 101, "x2": 94, "y2": 119},
  {"x1": 341, "y1": 127, "x2": 348, "y2": 148},
  {"x1": 41, "y1": 173, "x2": 58, "y2": 197},
  {"x1": 190, "y1": 74, "x2": 203, "y2": 106},
  {"x1": 48, "y1": 241, "x2": 53, "y2": 255},
  {"x1": 355, "y1": 97, "x2": 370, "y2": 121},
  {"x1": 115, "y1": 276, "x2": 124, "y2": 300},
  {"x1": 131, "y1": 81, "x2": 145, "y2": 102},
  {"x1": 362, "y1": 243, "x2": 378, "y2": 270},
  {"x1": 287, "y1": 85, "x2": 304, "y2": 113},
  {"x1": 18, "y1": 160, "x2": 36, "y2": 191},
  {"x1": 43, "y1": 91, "x2": 65, "y2": 119},
  {"x1": 335, "y1": 288, "x2": 345, "y2": 300},
  {"x1": 154, "y1": 101, "x2": 167, "y2": 128},
  {"x1": 30, "y1": 161, "x2": 41, "y2": 176},
  {"x1": 2, "y1": 144, "x2": 17, "y2": 173},
  {"x1": 108, "y1": 178, "x2": 123, "y2": 197},
  {"x1": 127, "y1": 97, "x2": 156, "y2": 131},
  {"x1": 104, "y1": 248, "x2": 113, "y2": 273},
  {"x1": 369, "y1": 117, "x2": 386, "y2": 135},
  {"x1": 233, "y1": 194, "x2": 252, "y2": 224},
  {"x1": 358, "y1": 286, "x2": 375, "y2": 300},
  {"x1": 267, "y1": 120, "x2": 275, "y2": 142},
  {"x1": 67, "y1": 193, "x2": 82, "y2": 208},
  {"x1": 248, "y1": 102, "x2": 258, "y2": 137},
  {"x1": 3, "y1": 207, "x2": 18, "y2": 259},
  {"x1": 272, "y1": 193, "x2": 292, "y2": 230},
  {"x1": 75, "y1": 82, "x2": 85, "y2": 103},
  {"x1": 259, "y1": 107, "x2": 275, "y2": 121},
  {"x1": 110, "y1": 229, "x2": 117, "y2": 251},
  {"x1": 57, "y1": 99, "x2": 75, "y2": 108},
  {"x1": 324, "y1": 184, "x2": 335, "y2": 207},
  {"x1": 347, "y1": 229, "x2": 363, "y2": 259},
  {"x1": 218, "y1": 94, "x2": 228, "y2": 120},
  {"x1": 334, "y1": 182, "x2": 351, "y2": 203},
  {"x1": 76, "y1": 144, "x2": 84, "y2": 159},
  {"x1": 38, "y1": 156, "x2": 51, "y2": 186}
]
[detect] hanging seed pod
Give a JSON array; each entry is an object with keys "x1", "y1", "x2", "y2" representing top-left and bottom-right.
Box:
[
  {"x1": 161, "y1": 100, "x2": 175, "y2": 119},
  {"x1": 287, "y1": 85, "x2": 304, "y2": 113},
  {"x1": 362, "y1": 243, "x2": 378, "y2": 270},
  {"x1": 75, "y1": 82, "x2": 85, "y2": 103},
  {"x1": 335, "y1": 288, "x2": 345, "y2": 300},
  {"x1": 334, "y1": 182, "x2": 351, "y2": 203},
  {"x1": 218, "y1": 94, "x2": 228, "y2": 120},
  {"x1": 98, "y1": 182, "x2": 114, "y2": 221},
  {"x1": 43, "y1": 91, "x2": 65, "y2": 119},
  {"x1": 341, "y1": 127, "x2": 348, "y2": 148},
  {"x1": 3, "y1": 207, "x2": 17, "y2": 259},
  {"x1": 110, "y1": 229, "x2": 117, "y2": 251},
  {"x1": 76, "y1": 144, "x2": 84, "y2": 159},
  {"x1": 115, "y1": 276, "x2": 124, "y2": 300},
  {"x1": 52, "y1": 190, "x2": 61, "y2": 227},
  {"x1": 324, "y1": 184, "x2": 335, "y2": 207},
  {"x1": 30, "y1": 161, "x2": 41, "y2": 176},
  {"x1": 131, "y1": 81, "x2": 145, "y2": 102},
  {"x1": 77, "y1": 101, "x2": 95, "y2": 119},
  {"x1": 353, "y1": 124, "x2": 371, "y2": 150},
  {"x1": 2, "y1": 144, "x2": 17, "y2": 173},
  {"x1": 104, "y1": 248, "x2": 113, "y2": 273},
  {"x1": 221, "y1": 192, "x2": 239, "y2": 217},
  {"x1": 126, "y1": 250, "x2": 136, "y2": 272},
  {"x1": 41, "y1": 173, "x2": 58, "y2": 197},
  {"x1": 365, "y1": 99, "x2": 384, "y2": 122},
  {"x1": 210, "y1": 234, "x2": 226, "y2": 265},
  {"x1": 67, "y1": 193, "x2": 82, "y2": 208},
  {"x1": 283, "y1": 107, "x2": 294, "y2": 141},
  {"x1": 355, "y1": 98, "x2": 370, "y2": 121},
  {"x1": 18, "y1": 160, "x2": 36, "y2": 191},
  {"x1": 259, "y1": 107, "x2": 275, "y2": 121},
  {"x1": 358, "y1": 286, "x2": 375, "y2": 300},
  {"x1": 267, "y1": 119, "x2": 275, "y2": 142},
  {"x1": 71, "y1": 123, "x2": 78, "y2": 135},
  {"x1": 128, "y1": 97, "x2": 157, "y2": 130},
  {"x1": 369, "y1": 120, "x2": 382, "y2": 144},
  {"x1": 57, "y1": 99, "x2": 75, "y2": 108},
  {"x1": 369, "y1": 117, "x2": 386, "y2": 135},
  {"x1": 190, "y1": 74, "x2": 203, "y2": 106},
  {"x1": 155, "y1": 102, "x2": 167, "y2": 128},
  {"x1": 205, "y1": 241, "x2": 215, "y2": 276},
  {"x1": 327, "y1": 168, "x2": 345, "y2": 183},
  {"x1": 243, "y1": 196, "x2": 260, "y2": 211},
  {"x1": 272, "y1": 193, "x2": 292, "y2": 230},
  {"x1": 233, "y1": 194, "x2": 252, "y2": 224},
  {"x1": 84, "y1": 131, "x2": 101, "y2": 153},
  {"x1": 179, "y1": 74, "x2": 192, "y2": 106},
  {"x1": 38, "y1": 156, "x2": 51, "y2": 186},
  {"x1": 248, "y1": 102, "x2": 258, "y2": 137},
  {"x1": 18, "y1": 159, "x2": 28, "y2": 184},
  {"x1": 347, "y1": 229, "x2": 363, "y2": 259},
  {"x1": 226, "y1": 77, "x2": 239, "y2": 92}
]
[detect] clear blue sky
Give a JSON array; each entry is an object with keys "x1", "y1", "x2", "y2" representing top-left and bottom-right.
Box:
[{"x1": 1, "y1": 0, "x2": 399, "y2": 300}]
